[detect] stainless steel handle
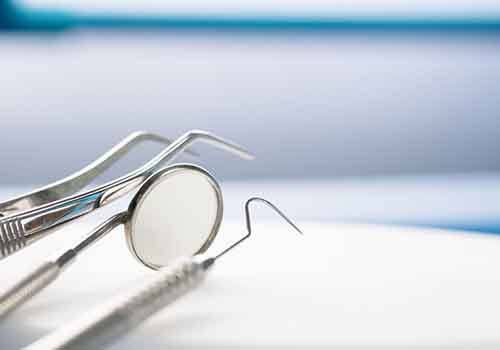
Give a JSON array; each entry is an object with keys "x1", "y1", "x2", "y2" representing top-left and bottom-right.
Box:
[
  {"x1": 26, "y1": 257, "x2": 207, "y2": 350},
  {"x1": 0, "y1": 261, "x2": 61, "y2": 319},
  {"x1": 0, "y1": 214, "x2": 124, "y2": 319},
  {"x1": 0, "y1": 197, "x2": 98, "y2": 260},
  {"x1": 0, "y1": 218, "x2": 27, "y2": 259}
]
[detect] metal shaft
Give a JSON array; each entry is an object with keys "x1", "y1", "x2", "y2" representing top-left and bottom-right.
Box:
[
  {"x1": 0, "y1": 214, "x2": 125, "y2": 320},
  {"x1": 0, "y1": 261, "x2": 61, "y2": 320},
  {"x1": 25, "y1": 256, "x2": 213, "y2": 350}
]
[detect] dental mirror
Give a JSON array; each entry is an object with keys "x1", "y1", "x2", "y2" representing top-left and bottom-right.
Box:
[
  {"x1": 0, "y1": 163, "x2": 223, "y2": 318},
  {"x1": 126, "y1": 164, "x2": 222, "y2": 269}
]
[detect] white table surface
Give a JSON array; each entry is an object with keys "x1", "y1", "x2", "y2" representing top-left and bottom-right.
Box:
[{"x1": 1, "y1": 183, "x2": 500, "y2": 348}]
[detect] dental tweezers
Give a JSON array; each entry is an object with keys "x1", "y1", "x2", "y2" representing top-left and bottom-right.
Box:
[{"x1": 0, "y1": 130, "x2": 253, "y2": 260}]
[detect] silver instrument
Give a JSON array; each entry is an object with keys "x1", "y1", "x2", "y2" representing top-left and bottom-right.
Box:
[
  {"x1": 25, "y1": 198, "x2": 302, "y2": 350},
  {"x1": 0, "y1": 164, "x2": 224, "y2": 319},
  {"x1": 0, "y1": 130, "x2": 253, "y2": 260}
]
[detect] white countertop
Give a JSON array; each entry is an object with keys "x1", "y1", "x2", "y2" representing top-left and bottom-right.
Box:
[{"x1": 2, "y1": 221, "x2": 500, "y2": 348}]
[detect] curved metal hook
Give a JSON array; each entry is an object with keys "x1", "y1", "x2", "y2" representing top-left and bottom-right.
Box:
[{"x1": 215, "y1": 197, "x2": 302, "y2": 260}]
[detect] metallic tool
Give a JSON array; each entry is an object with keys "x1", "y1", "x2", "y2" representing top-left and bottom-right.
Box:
[
  {"x1": 0, "y1": 164, "x2": 224, "y2": 319},
  {"x1": 26, "y1": 197, "x2": 302, "y2": 350},
  {"x1": 0, "y1": 130, "x2": 253, "y2": 260}
]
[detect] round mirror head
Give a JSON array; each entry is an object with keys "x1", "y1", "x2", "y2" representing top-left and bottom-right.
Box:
[{"x1": 126, "y1": 164, "x2": 223, "y2": 270}]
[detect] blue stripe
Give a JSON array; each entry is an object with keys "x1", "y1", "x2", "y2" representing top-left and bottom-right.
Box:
[{"x1": 3, "y1": 7, "x2": 500, "y2": 33}]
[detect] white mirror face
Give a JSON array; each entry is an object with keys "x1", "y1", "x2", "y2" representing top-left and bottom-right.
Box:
[{"x1": 129, "y1": 167, "x2": 221, "y2": 269}]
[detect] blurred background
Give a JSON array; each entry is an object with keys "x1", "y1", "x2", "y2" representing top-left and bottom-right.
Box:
[{"x1": 1, "y1": 0, "x2": 500, "y2": 231}]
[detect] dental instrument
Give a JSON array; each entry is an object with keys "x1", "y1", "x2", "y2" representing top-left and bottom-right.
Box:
[
  {"x1": 25, "y1": 197, "x2": 302, "y2": 350},
  {"x1": 0, "y1": 130, "x2": 253, "y2": 260},
  {"x1": 0, "y1": 164, "x2": 223, "y2": 318}
]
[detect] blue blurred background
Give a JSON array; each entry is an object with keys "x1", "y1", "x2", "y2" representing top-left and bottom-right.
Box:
[{"x1": 1, "y1": 0, "x2": 500, "y2": 232}]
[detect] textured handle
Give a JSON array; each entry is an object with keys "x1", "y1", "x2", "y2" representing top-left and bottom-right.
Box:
[
  {"x1": 0, "y1": 218, "x2": 27, "y2": 260},
  {"x1": 0, "y1": 261, "x2": 60, "y2": 319},
  {"x1": 26, "y1": 257, "x2": 207, "y2": 350}
]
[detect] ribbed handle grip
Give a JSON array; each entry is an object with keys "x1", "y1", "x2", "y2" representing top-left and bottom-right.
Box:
[
  {"x1": 0, "y1": 261, "x2": 60, "y2": 319},
  {"x1": 26, "y1": 257, "x2": 206, "y2": 350},
  {"x1": 0, "y1": 218, "x2": 27, "y2": 260}
]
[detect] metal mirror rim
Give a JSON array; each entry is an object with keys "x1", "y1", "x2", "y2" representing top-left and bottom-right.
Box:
[{"x1": 124, "y1": 163, "x2": 224, "y2": 270}]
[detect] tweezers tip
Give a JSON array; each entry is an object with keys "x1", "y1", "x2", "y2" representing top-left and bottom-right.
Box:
[{"x1": 186, "y1": 129, "x2": 255, "y2": 161}]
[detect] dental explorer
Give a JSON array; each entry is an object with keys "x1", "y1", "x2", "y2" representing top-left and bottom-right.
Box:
[
  {"x1": 0, "y1": 164, "x2": 223, "y2": 319},
  {"x1": 25, "y1": 198, "x2": 302, "y2": 350},
  {"x1": 0, "y1": 130, "x2": 253, "y2": 260}
]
